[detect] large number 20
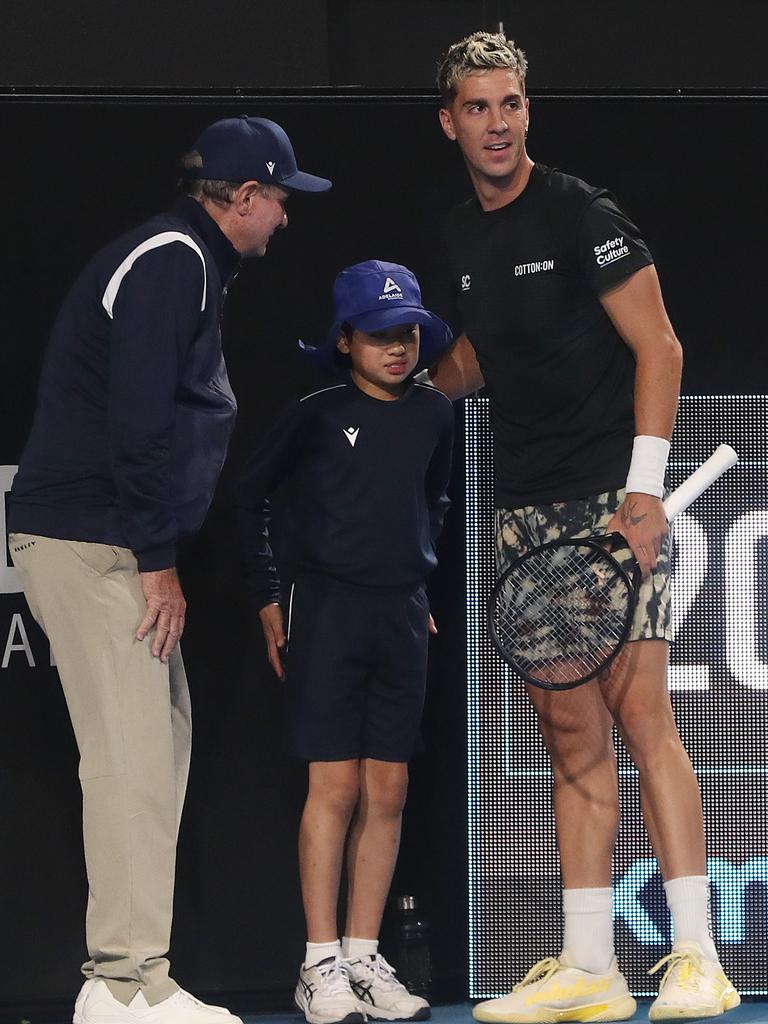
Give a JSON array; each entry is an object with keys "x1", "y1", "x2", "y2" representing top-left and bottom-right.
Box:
[{"x1": 669, "y1": 511, "x2": 768, "y2": 691}]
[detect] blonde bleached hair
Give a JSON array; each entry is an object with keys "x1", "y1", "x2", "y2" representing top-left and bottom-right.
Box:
[{"x1": 437, "y1": 31, "x2": 528, "y2": 103}]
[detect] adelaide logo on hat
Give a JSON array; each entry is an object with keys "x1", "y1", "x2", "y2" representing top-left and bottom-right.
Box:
[
  {"x1": 381, "y1": 277, "x2": 403, "y2": 298},
  {"x1": 299, "y1": 260, "x2": 452, "y2": 374}
]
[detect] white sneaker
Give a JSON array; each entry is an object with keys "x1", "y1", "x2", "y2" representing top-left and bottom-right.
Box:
[
  {"x1": 73, "y1": 978, "x2": 97, "y2": 1023},
  {"x1": 648, "y1": 941, "x2": 741, "y2": 1020},
  {"x1": 472, "y1": 955, "x2": 637, "y2": 1023},
  {"x1": 176, "y1": 990, "x2": 238, "y2": 1016},
  {"x1": 295, "y1": 956, "x2": 367, "y2": 1024},
  {"x1": 345, "y1": 953, "x2": 431, "y2": 1021},
  {"x1": 77, "y1": 979, "x2": 243, "y2": 1024}
]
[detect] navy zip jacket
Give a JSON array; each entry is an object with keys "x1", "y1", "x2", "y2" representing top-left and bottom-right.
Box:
[
  {"x1": 233, "y1": 380, "x2": 454, "y2": 610},
  {"x1": 9, "y1": 197, "x2": 239, "y2": 571}
]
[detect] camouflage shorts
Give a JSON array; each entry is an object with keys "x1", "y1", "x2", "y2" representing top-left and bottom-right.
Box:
[{"x1": 495, "y1": 488, "x2": 672, "y2": 642}]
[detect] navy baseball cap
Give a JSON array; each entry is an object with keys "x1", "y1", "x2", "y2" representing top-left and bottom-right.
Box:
[
  {"x1": 184, "y1": 116, "x2": 332, "y2": 192},
  {"x1": 300, "y1": 260, "x2": 452, "y2": 372}
]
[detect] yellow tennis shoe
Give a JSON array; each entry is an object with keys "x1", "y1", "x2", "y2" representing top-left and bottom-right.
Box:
[
  {"x1": 648, "y1": 941, "x2": 740, "y2": 1020},
  {"x1": 472, "y1": 955, "x2": 637, "y2": 1023}
]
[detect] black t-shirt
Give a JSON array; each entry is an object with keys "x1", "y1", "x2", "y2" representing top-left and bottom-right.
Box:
[
  {"x1": 233, "y1": 380, "x2": 454, "y2": 609},
  {"x1": 445, "y1": 163, "x2": 654, "y2": 507}
]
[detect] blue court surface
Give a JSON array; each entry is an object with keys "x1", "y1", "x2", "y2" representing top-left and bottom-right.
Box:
[{"x1": 243, "y1": 1003, "x2": 768, "y2": 1024}]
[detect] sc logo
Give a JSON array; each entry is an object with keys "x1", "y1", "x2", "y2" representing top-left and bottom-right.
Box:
[{"x1": 461, "y1": 274, "x2": 471, "y2": 292}]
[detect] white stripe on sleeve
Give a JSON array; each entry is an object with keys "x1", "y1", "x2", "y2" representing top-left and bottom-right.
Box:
[{"x1": 102, "y1": 231, "x2": 207, "y2": 319}]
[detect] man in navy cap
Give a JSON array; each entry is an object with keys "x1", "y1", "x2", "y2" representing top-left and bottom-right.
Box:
[{"x1": 8, "y1": 116, "x2": 330, "y2": 1024}]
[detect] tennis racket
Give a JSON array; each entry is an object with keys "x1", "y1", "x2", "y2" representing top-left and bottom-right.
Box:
[{"x1": 488, "y1": 444, "x2": 738, "y2": 691}]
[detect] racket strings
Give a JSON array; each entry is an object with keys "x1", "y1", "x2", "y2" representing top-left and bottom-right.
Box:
[{"x1": 492, "y1": 543, "x2": 632, "y2": 687}]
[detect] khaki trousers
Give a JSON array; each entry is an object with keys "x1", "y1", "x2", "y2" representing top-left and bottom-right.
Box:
[{"x1": 9, "y1": 534, "x2": 191, "y2": 1005}]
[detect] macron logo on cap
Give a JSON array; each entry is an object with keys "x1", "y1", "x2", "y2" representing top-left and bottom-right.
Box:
[{"x1": 266, "y1": 161, "x2": 276, "y2": 175}]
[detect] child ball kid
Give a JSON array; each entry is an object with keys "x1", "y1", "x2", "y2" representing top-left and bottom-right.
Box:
[{"x1": 234, "y1": 261, "x2": 454, "y2": 1024}]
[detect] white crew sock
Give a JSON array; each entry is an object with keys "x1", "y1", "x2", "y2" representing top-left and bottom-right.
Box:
[
  {"x1": 664, "y1": 875, "x2": 719, "y2": 962},
  {"x1": 342, "y1": 936, "x2": 379, "y2": 959},
  {"x1": 305, "y1": 939, "x2": 342, "y2": 968},
  {"x1": 562, "y1": 887, "x2": 615, "y2": 974}
]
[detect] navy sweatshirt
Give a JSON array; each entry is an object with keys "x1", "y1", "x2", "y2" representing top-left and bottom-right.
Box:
[
  {"x1": 9, "y1": 197, "x2": 239, "y2": 571},
  {"x1": 233, "y1": 380, "x2": 454, "y2": 610}
]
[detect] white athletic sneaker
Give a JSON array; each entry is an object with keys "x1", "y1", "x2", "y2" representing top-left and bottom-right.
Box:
[
  {"x1": 76, "y1": 979, "x2": 243, "y2": 1024},
  {"x1": 648, "y1": 941, "x2": 741, "y2": 1020},
  {"x1": 73, "y1": 978, "x2": 97, "y2": 1023},
  {"x1": 345, "y1": 953, "x2": 431, "y2": 1021},
  {"x1": 472, "y1": 955, "x2": 637, "y2": 1023},
  {"x1": 176, "y1": 990, "x2": 236, "y2": 1015},
  {"x1": 295, "y1": 956, "x2": 367, "y2": 1024}
]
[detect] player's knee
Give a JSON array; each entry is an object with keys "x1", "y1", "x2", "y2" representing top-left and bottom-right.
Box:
[
  {"x1": 308, "y1": 769, "x2": 361, "y2": 816},
  {"x1": 327, "y1": 785, "x2": 361, "y2": 819},
  {"x1": 618, "y1": 708, "x2": 680, "y2": 769},
  {"x1": 365, "y1": 765, "x2": 409, "y2": 817},
  {"x1": 370, "y1": 788, "x2": 407, "y2": 819},
  {"x1": 539, "y1": 717, "x2": 613, "y2": 767}
]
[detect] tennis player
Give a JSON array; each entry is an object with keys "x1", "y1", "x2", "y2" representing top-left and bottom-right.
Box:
[
  {"x1": 233, "y1": 261, "x2": 453, "y2": 1024},
  {"x1": 425, "y1": 31, "x2": 739, "y2": 1023}
]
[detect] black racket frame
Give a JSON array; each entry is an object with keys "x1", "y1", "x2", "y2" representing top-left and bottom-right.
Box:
[{"x1": 487, "y1": 532, "x2": 642, "y2": 691}]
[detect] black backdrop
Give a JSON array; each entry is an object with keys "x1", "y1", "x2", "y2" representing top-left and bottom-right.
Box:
[
  {"x1": 0, "y1": 91, "x2": 764, "y2": 1017},
  {"x1": 3, "y1": 0, "x2": 767, "y2": 90}
]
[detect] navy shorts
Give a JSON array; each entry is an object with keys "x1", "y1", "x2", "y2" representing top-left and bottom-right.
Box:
[{"x1": 284, "y1": 574, "x2": 430, "y2": 763}]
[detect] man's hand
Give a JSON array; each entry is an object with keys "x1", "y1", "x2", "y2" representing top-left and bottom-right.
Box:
[
  {"x1": 606, "y1": 492, "x2": 668, "y2": 578},
  {"x1": 137, "y1": 567, "x2": 187, "y2": 662},
  {"x1": 259, "y1": 602, "x2": 286, "y2": 680},
  {"x1": 428, "y1": 613, "x2": 438, "y2": 635}
]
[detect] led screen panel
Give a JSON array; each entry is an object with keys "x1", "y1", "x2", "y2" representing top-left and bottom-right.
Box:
[{"x1": 466, "y1": 395, "x2": 768, "y2": 997}]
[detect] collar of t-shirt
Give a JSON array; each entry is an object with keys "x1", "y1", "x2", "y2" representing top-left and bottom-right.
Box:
[
  {"x1": 469, "y1": 162, "x2": 550, "y2": 219},
  {"x1": 172, "y1": 195, "x2": 240, "y2": 285},
  {"x1": 351, "y1": 377, "x2": 416, "y2": 405}
]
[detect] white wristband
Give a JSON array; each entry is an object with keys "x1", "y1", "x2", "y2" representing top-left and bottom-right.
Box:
[
  {"x1": 413, "y1": 368, "x2": 434, "y2": 387},
  {"x1": 624, "y1": 435, "x2": 670, "y2": 498}
]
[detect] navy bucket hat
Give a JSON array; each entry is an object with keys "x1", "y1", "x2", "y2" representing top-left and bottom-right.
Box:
[
  {"x1": 184, "y1": 116, "x2": 332, "y2": 193},
  {"x1": 300, "y1": 260, "x2": 452, "y2": 373}
]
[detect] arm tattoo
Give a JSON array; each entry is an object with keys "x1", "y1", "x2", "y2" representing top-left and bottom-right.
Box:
[{"x1": 621, "y1": 499, "x2": 647, "y2": 527}]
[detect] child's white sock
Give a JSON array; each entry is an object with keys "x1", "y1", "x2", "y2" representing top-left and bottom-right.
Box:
[
  {"x1": 664, "y1": 875, "x2": 719, "y2": 962},
  {"x1": 562, "y1": 887, "x2": 615, "y2": 974},
  {"x1": 342, "y1": 936, "x2": 379, "y2": 959},
  {"x1": 305, "y1": 939, "x2": 342, "y2": 968}
]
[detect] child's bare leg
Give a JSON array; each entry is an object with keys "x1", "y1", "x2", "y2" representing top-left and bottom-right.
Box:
[
  {"x1": 344, "y1": 758, "x2": 409, "y2": 939},
  {"x1": 300, "y1": 759, "x2": 361, "y2": 942}
]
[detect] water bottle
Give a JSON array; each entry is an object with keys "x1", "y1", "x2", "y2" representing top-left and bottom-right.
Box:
[{"x1": 394, "y1": 895, "x2": 432, "y2": 999}]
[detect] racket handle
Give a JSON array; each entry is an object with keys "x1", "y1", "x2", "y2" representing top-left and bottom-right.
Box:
[{"x1": 663, "y1": 443, "x2": 738, "y2": 522}]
